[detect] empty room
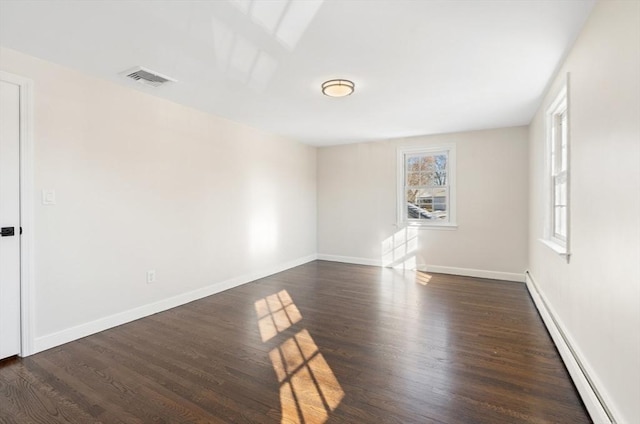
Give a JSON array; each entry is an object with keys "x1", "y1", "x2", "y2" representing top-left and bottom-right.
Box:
[{"x1": 0, "y1": 0, "x2": 638, "y2": 423}]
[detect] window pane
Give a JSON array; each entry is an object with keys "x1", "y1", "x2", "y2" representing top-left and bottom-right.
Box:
[
  {"x1": 559, "y1": 209, "x2": 567, "y2": 237},
  {"x1": 407, "y1": 188, "x2": 448, "y2": 221},
  {"x1": 418, "y1": 172, "x2": 427, "y2": 186},
  {"x1": 407, "y1": 156, "x2": 420, "y2": 172},
  {"x1": 554, "y1": 206, "x2": 567, "y2": 239},
  {"x1": 407, "y1": 190, "x2": 425, "y2": 220},
  {"x1": 553, "y1": 114, "x2": 564, "y2": 174},
  {"x1": 560, "y1": 112, "x2": 568, "y2": 172},
  {"x1": 556, "y1": 180, "x2": 567, "y2": 206},
  {"x1": 434, "y1": 171, "x2": 446, "y2": 186},
  {"x1": 561, "y1": 145, "x2": 567, "y2": 172},
  {"x1": 433, "y1": 154, "x2": 447, "y2": 173},
  {"x1": 418, "y1": 172, "x2": 431, "y2": 186},
  {"x1": 406, "y1": 172, "x2": 420, "y2": 186},
  {"x1": 433, "y1": 197, "x2": 447, "y2": 206},
  {"x1": 419, "y1": 156, "x2": 430, "y2": 171},
  {"x1": 406, "y1": 189, "x2": 418, "y2": 204}
]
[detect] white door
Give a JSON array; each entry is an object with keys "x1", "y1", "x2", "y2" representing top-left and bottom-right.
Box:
[{"x1": 0, "y1": 79, "x2": 21, "y2": 360}]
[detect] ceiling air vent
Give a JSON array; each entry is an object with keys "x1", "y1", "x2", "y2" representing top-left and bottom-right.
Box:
[{"x1": 121, "y1": 66, "x2": 176, "y2": 87}]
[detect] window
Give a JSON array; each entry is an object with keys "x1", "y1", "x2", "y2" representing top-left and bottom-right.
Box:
[
  {"x1": 543, "y1": 78, "x2": 570, "y2": 257},
  {"x1": 397, "y1": 145, "x2": 456, "y2": 227}
]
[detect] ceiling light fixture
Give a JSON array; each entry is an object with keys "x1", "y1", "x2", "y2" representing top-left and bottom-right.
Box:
[{"x1": 321, "y1": 79, "x2": 355, "y2": 97}]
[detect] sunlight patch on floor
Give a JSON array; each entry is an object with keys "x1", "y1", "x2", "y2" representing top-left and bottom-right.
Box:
[
  {"x1": 417, "y1": 272, "x2": 432, "y2": 285},
  {"x1": 255, "y1": 290, "x2": 302, "y2": 342},
  {"x1": 256, "y1": 290, "x2": 344, "y2": 423}
]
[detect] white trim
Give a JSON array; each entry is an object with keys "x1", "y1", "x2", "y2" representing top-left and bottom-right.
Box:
[
  {"x1": 32, "y1": 254, "x2": 317, "y2": 354},
  {"x1": 525, "y1": 271, "x2": 615, "y2": 424},
  {"x1": 420, "y1": 264, "x2": 524, "y2": 283},
  {"x1": 538, "y1": 238, "x2": 570, "y2": 257},
  {"x1": 317, "y1": 254, "x2": 383, "y2": 267},
  {"x1": 408, "y1": 223, "x2": 458, "y2": 230},
  {"x1": 543, "y1": 74, "x2": 571, "y2": 262},
  {"x1": 0, "y1": 71, "x2": 35, "y2": 357},
  {"x1": 317, "y1": 254, "x2": 523, "y2": 282},
  {"x1": 396, "y1": 144, "x2": 457, "y2": 228}
]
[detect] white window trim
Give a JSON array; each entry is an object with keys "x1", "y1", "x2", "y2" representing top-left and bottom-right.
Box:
[
  {"x1": 396, "y1": 144, "x2": 457, "y2": 229},
  {"x1": 542, "y1": 74, "x2": 571, "y2": 260}
]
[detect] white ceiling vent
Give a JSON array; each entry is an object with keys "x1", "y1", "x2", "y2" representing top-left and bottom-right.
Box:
[{"x1": 121, "y1": 66, "x2": 176, "y2": 87}]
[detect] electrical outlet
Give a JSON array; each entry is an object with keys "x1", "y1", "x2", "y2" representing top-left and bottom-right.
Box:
[{"x1": 146, "y1": 270, "x2": 156, "y2": 284}]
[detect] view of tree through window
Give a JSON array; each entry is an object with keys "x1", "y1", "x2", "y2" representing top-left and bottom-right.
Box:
[{"x1": 405, "y1": 152, "x2": 449, "y2": 221}]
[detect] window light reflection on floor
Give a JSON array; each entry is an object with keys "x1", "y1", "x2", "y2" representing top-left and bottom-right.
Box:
[
  {"x1": 417, "y1": 272, "x2": 432, "y2": 285},
  {"x1": 255, "y1": 290, "x2": 302, "y2": 342},
  {"x1": 255, "y1": 290, "x2": 344, "y2": 423}
]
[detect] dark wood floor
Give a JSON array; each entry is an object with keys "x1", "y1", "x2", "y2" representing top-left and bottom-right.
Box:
[{"x1": 0, "y1": 261, "x2": 590, "y2": 424}]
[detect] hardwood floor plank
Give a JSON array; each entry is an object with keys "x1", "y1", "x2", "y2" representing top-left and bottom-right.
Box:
[
  {"x1": 0, "y1": 365, "x2": 100, "y2": 424},
  {"x1": 0, "y1": 261, "x2": 591, "y2": 423}
]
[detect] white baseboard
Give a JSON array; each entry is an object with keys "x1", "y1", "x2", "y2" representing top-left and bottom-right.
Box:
[
  {"x1": 317, "y1": 254, "x2": 523, "y2": 282},
  {"x1": 316, "y1": 254, "x2": 382, "y2": 267},
  {"x1": 420, "y1": 264, "x2": 524, "y2": 282},
  {"x1": 32, "y1": 254, "x2": 318, "y2": 355},
  {"x1": 525, "y1": 271, "x2": 614, "y2": 424}
]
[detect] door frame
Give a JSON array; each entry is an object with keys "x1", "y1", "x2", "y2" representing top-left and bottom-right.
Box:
[{"x1": 1, "y1": 70, "x2": 35, "y2": 356}]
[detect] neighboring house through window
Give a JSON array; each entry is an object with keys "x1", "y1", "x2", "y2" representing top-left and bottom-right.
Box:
[{"x1": 397, "y1": 145, "x2": 456, "y2": 227}]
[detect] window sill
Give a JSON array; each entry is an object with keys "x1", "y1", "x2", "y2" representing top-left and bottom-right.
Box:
[
  {"x1": 404, "y1": 222, "x2": 458, "y2": 231},
  {"x1": 539, "y1": 238, "x2": 571, "y2": 258}
]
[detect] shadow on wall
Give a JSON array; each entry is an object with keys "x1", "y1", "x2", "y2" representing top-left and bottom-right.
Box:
[
  {"x1": 382, "y1": 227, "x2": 419, "y2": 270},
  {"x1": 255, "y1": 290, "x2": 344, "y2": 423}
]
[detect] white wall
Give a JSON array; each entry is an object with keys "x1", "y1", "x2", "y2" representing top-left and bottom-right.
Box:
[
  {"x1": 528, "y1": 1, "x2": 640, "y2": 423},
  {"x1": 0, "y1": 47, "x2": 317, "y2": 351},
  {"x1": 317, "y1": 127, "x2": 529, "y2": 280}
]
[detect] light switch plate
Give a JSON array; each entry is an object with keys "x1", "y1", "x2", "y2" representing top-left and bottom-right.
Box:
[
  {"x1": 42, "y1": 189, "x2": 56, "y2": 205},
  {"x1": 146, "y1": 270, "x2": 156, "y2": 284}
]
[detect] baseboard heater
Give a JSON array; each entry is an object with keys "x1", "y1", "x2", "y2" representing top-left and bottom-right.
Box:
[{"x1": 525, "y1": 271, "x2": 615, "y2": 424}]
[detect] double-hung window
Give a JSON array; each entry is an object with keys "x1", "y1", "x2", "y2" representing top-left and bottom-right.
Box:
[
  {"x1": 544, "y1": 78, "x2": 570, "y2": 257},
  {"x1": 397, "y1": 145, "x2": 456, "y2": 227}
]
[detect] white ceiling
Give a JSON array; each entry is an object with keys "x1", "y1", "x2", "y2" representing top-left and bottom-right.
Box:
[{"x1": 0, "y1": 0, "x2": 594, "y2": 146}]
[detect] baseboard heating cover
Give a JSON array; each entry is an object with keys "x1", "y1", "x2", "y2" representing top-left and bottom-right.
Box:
[{"x1": 525, "y1": 271, "x2": 615, "y2": 424}]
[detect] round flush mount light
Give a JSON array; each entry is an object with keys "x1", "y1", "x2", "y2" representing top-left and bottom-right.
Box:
[{"x1": 321, "y1": 79, "x2": 355, "y2": 97}]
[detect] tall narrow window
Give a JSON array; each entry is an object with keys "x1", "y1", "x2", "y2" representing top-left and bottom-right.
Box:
[
  {"x1": 544, "y1": 77, "x2": 570, "y2": 257},
  {"x1": 397, "y1": 145, "x2": 456, "y2": 227}
]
